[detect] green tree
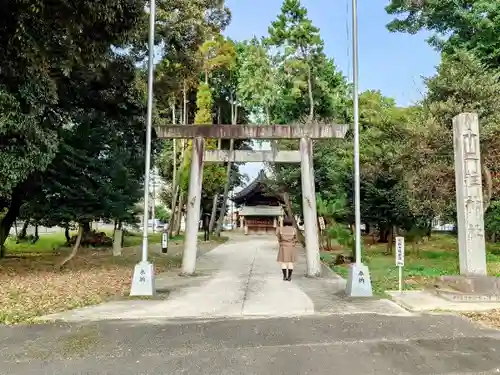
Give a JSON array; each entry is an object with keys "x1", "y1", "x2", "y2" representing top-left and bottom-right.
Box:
[
  {"x1": 0, "y1": 0, "x2": 145, "y2": 252},
  {"x1": 237, "y1": 38, "x2": 278, "y2": 122},
  {"x1": 155, "y1": 205, "x2": 171, "y2": 223},
  {"x1": 268, "y1": 0, "x2": 324, "y2": 121},
  {"x1": 14, "y1": 54, "x2": 147, "y2": 264},
  {"x1": 402, "y1": 51, "x2": 500, "y2": 226},
  {"x1": 178, "y1": 83, "x2": 226, "y2": 205},
  {"x1": 385, "y1": 0, "x2": 500, "y2": 67}
]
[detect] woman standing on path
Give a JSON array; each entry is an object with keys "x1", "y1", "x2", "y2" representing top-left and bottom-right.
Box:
[{"x1": 276, "y1": 217, "x2": 297, "y2": 281}]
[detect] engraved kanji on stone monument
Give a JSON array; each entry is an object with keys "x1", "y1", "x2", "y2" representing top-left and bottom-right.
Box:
[{"x1": 453, "y1": 113, "x2": 487, "y2": 275}]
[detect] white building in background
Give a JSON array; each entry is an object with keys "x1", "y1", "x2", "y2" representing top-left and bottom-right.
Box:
[{"x1": 432, "y1": 217, "x2": 455, "y2": 232}]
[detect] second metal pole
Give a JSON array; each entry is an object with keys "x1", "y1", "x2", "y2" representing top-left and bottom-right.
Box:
[
  {"x1": 345, "y1": 0, "x2": 373, "y2": 297},
  {"x1": 352, "y1": 0, "x2": 361, "y2": 266},
  {"x1": 140, "y1": 0, "x2": 157, "y2": 263},
  {"x1": 398, "y1": 266, "x2": 403, "y2": 294}
]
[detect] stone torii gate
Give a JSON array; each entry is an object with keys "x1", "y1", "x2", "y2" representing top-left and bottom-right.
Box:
[{"x1": 155, "y1": 123, "x2": 348, "y2": 277}]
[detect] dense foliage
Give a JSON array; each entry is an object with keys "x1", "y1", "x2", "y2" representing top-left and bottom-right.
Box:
[{"x1": 2, "y1": 0, "x2": 499, "y2": 260}]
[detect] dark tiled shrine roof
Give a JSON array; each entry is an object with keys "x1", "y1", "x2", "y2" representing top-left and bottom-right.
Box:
[
  {"x1": 232, "y1": 170, "x2": 266, "y2": 204},
  {"x1": 232, "y1": 169, "x2": 282, "y2": 205}
]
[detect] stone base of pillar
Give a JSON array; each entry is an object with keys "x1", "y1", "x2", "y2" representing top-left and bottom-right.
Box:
[
  {"x1": 345, "y1": 263, "x2": 373, "y2": 297},
  {"x1": 130, "y1": 261, "x2": 155, "y2": 296}
]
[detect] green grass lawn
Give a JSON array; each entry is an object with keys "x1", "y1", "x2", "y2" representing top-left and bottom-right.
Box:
[
  {"x1": 321, "y1": 233, "x2": 500, "y2": 296},
  {"x1": 2, "y1": 230, "x2": 228, "y2": 254},
  {"x1": 3, "y1": 231, "x2": 179, "y2": 254}
]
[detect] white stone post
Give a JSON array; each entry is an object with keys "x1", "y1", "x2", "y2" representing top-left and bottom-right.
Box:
[
  {"x1": 181, "y1": 137, "x2": 205, "y2": 275},
  {"x1": 453, "y1": 113, "x2": 487, "y2": 275},
  {"x1": 273, "y1": 217, "x2": 277, "y2": 228},
  {"x1": 279, "y1": 216, "x2": 283, "y2": 228},
  {"x1": 300, "y1": 137, "x2": 321, "y2": 277},
  {"x1": 239, "y1": 215, "x2": 244, "y2": 229},
  {"x1": 112, "y1": 229, "x2": 123, "y2": 256}
]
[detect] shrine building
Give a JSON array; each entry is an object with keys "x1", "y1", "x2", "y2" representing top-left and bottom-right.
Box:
[{"x1": 232, "y1": 170, "x2": 285, "y2": 234}]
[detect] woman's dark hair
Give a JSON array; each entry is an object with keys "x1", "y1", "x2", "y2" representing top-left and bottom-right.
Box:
[{"x1": 283, "y1": 217, "x2": 293, "y2": 226}]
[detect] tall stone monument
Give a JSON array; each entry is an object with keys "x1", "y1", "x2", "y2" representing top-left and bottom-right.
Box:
[{"x1": 453, "y1": 113, "x2": 487, "y2": 275}]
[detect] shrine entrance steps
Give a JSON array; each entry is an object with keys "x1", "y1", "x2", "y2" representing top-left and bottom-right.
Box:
[{"x1": 40, "y1": 235, "x2": 409, "y2": 322}]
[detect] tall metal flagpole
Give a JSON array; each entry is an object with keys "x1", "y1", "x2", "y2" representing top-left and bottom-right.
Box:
[
  {"x1": 346, "y1": 0, "x2": 373, "y2": 297},
  {"x1": 352, "y1": 0, "x2": 361, "y2": 267},
  {"x1": 130, "y1": 0, "x2": 156, "y2": 296}
]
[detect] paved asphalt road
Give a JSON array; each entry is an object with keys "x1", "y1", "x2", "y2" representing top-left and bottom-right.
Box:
[{"x1": 2, "y1": 313, "x2": 500, "y2": 375}]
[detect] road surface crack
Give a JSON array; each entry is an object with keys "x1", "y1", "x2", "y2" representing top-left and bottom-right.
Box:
[{"x1": 240, "y1": 246, "x2": 258, "y2": 314}]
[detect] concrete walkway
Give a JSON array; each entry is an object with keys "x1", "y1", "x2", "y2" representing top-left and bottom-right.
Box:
[{"x1": 41, "y1": 235, "x2": 409, "y2": 322}]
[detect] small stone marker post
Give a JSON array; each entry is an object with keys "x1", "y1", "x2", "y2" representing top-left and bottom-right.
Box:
[
  {"x1": 395, "y1": 236, "x2": 404, "y2": 294},
  {"x1": 318, "y1": 217, "x2": 325, "y2": 231},
  {"x1": 318, "y1": 216, "x2": 325, "y2": 249},
  {"x1": 161, "y1": 227, "x2": 168, "y2": 254},
  {"x1": 452, "y1": 113, "x2": 487, "y2": 276}
]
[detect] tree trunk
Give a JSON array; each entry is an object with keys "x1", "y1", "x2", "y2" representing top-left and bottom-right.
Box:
[
  {"x1": 174, "y1": 193, "x2": 184, "y2": 236},
  {"x1": 282, "y1": 191, "x2": 305, "y2": 247},
  {"x1": 0, "y1": 199, "x2": 22, "y2": 256},
  {"x1": 19, "y1": 219, "x2": 29, "y2": 240},
  {"x1": 168, "y1": 184, "x2": 179, "y2": 237},
  {"x1": 386, "y1": 225, "x2": 394, "y2": 254},
  {"x1": 183, "y1": 80, "x2": 188, "y2": 125},
  {"x1": 217, "y1": 103, "x2": 221, "y2": 150},
  {"x1": 215, "y1": 100, "x2": 237, "y2": 237},
  {"x1": 168, "y1": 137, "x2": 188, "y2": 237},
  {"x1": 119, "y1": 221, "x2": 124, "y2": 247},
  {"x1": 64, "y1": 226, "x2": 71, "y2": 244},
  {"x1": 171, "y1": 99, "x2": 177, "y2": 235},
  {"x1": 208, "y1": 194, "x2": 219, "y2": 235},
  {"x1": 168, "y1": 97, "x2": 187, "y2": 238},
  {"x1": 82, "y1": 221, "x2": 91, "y2": 234},
  {"x1": 32, "y1": 225, "x2": 39, "y2": 243},
  {"x1": 59, "y1": 224, "x2": 84, "y2": 269},
  {"x1": 378, "y1": 225, "x2": 389, "y2": 243},
  {"x1": 307, "y1": 64, "x2": 314, "y2": 122},
  {"x1": 426, "y1": 222, "x2": 432, "y2": 239},
  {"x1": 215, "y1": 140, "x2": 234, "y2": 237}
]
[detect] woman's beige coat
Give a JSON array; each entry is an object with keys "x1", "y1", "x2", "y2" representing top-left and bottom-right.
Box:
[{"x1": 276, "y1": 226, "x2": 297, "y2": 263}]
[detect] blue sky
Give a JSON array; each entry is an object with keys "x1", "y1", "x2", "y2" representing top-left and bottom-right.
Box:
[{"x1": 224, "y1": 0, "x2": 441, "y2": 183}]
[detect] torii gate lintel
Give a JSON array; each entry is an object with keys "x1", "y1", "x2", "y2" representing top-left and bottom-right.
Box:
[{"x1": 154, "y1": 123, "x2": 348, "y2": 140}]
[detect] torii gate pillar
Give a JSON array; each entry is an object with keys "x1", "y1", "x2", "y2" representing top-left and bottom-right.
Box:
[{"x1": 181, "y1": 137, "x2": 204, "y2": 275}]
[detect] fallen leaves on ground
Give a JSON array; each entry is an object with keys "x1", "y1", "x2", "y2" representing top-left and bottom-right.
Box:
[
  {"x1": 463, "y1": 310, "x2": 500, "y2": 329},
  {"x1": 0, "y1": 248, "x2": 181, "y2": 325}
]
